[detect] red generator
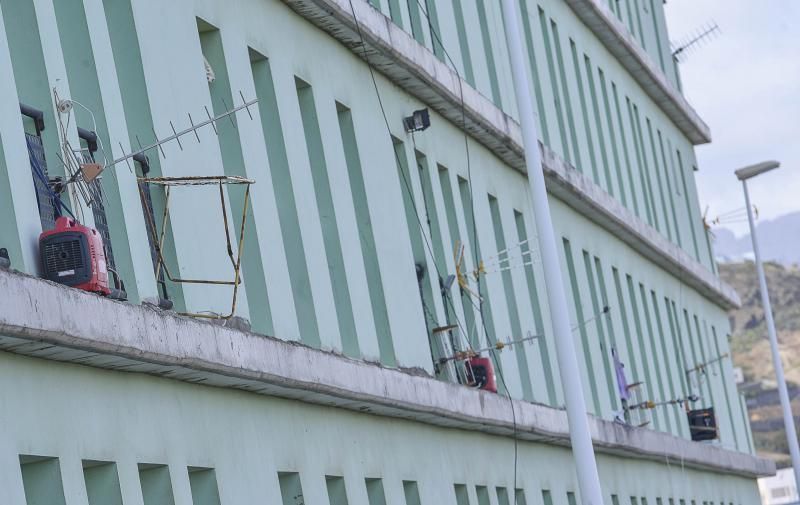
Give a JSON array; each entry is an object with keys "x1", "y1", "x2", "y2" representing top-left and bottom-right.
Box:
[
  {"x1": 466, "y1": 355, "x2": 497, "y2": 393},
  {"x1": 40, "y1": 216, "x2": 110, "y2": 296}
]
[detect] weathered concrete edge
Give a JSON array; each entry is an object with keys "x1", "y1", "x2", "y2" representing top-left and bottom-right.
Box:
[
  {"x1": 563, "y1": 0, "x2": 711, "y2": 144},
  {"x1": 542, "y1": 148, "x2": 741, "y2": 309},
  {"x1": 0, "y1": 270, "x2": 771, "y2": 477},
  {"x1": 280, "y1": 0, "x2": 739, "y2": 310}
]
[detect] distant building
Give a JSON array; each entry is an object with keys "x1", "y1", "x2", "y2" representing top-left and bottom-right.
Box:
[
  {"x1": 760, "y1": 468, "x2": 799, "y2": 505},
  {"x1": 734, "y1": 367, "x2": 745, "y2": 385}
]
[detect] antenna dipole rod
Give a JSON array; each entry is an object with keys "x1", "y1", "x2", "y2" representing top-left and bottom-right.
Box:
[{"x1": 107, "y1": 98, "x2": 258, "y2": 169}]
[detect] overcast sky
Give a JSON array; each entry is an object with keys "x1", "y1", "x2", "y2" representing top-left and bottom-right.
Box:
[{"x1": 663, "y1": 1, "x2": 800, "y2": 236}]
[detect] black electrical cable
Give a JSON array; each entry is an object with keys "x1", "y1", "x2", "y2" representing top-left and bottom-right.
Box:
[
  {"x1": 27, "y1": 136, "x2": 76, "y2": 220},
  {"x1": 410, "y1": 0, "x2": 523, "y2": 494}
]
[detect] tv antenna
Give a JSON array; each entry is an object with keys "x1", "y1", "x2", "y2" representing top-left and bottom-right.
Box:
[
  {"x1": 671, "y1": 22, "x2": 720, "y2": 62},
  {"x1": 55, "y1": 91, "x2": 258, "y2": 192},
  {"x1": 709, "y1": 205, "x2": 758, "y2": 227},
  {"x1": 686, "y1": 352, "x2": 729, "y2": 388}
]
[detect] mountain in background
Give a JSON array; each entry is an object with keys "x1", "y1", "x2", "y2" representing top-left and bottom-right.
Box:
[
  {"x1": 720, "y1": 261, "x2": 800, "y2": 467},
  {"x1": 713, "y1": 211, "x2": 800, "y2": 265}
]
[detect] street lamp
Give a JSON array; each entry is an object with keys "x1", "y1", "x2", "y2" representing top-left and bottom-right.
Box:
[{"x1": 737, "y1": 160, "x2": 800, "y2": 487}]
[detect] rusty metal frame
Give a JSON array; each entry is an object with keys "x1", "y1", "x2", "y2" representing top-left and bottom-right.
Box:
[{"x1": 137, "y1": 175, "x2": 254, "y2": 320}]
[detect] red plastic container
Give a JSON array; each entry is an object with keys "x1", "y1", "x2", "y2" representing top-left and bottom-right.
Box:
[
  {"x1": 467, "y1": 356, "x2": 497, "y2": 393},
  {"x1": 39, "y1": 216, "x2": 110, "y2": 295}
]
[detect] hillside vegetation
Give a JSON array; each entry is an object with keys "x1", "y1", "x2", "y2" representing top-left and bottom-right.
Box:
[{"x1": 720, "y1": 261, "x2": 800, "y2": 467}]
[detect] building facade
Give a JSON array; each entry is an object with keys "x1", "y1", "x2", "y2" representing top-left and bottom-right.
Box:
[
  {"x1": 0, "y1": 0, "x2": 773, "y2": 504},
  {"x1": 760, "y1": 468, "x2": 799, "y2": 505}
]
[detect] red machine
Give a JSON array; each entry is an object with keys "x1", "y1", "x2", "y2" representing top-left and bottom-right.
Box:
[
  {"x1": 466, "y1": 355, "x2": 497, "y2": 393},
  {"x1": 39, "y1": 216, "x2": 110, "y2": 295}
]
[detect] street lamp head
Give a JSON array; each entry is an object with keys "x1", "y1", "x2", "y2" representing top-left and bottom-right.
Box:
[{"x1": 735, "y1": 160, "x2": 781, "y2": 181}]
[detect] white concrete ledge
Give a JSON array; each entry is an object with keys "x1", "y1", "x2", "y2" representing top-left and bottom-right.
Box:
[
  {"x1": 563, "y1": 0, "x2": 711, "y2": 144},
  {"x1": 542, "y1": 146, "x2": 740, "y2": 309},
  {"x1": 0, "y1": 269, "x2": 771, "y2": 478},
  {"x1": 279, "y1": 0, "x2": 738, "y2": 309}
]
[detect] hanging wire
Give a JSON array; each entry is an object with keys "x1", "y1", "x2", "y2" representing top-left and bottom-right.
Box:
[
  {"x1": 343, "y1": 0, "x2": 474, "y2": 357},
  {"x1": 347, "y1": 0, "x2": 534, "y2": 492}
]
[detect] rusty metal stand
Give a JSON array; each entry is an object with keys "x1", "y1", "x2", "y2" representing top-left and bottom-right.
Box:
[{"x1": 137, "y1": 175, "x2": 254, "y2": 320}]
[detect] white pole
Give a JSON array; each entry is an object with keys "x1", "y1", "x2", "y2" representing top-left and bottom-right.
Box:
[
  {"x1": 499, "y1": 2, "x2": 604, "y2": 504},
  {"x1": 743, "y1": 180, "x2": 800, "y2": 488}
]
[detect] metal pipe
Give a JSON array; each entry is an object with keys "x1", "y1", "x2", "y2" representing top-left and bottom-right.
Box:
[
  {"x1": 743, "y1": 179, "x2": 800, "y2": 489},
  {"x1": 500, "y1": 1, "x2": 604, "y2": 503},
  {"x1": 77, "y1": 127, "x2": 98, "y2": 154},
  {"x1": 19, "y1": 103, "x2": 46, "y2": 133}
]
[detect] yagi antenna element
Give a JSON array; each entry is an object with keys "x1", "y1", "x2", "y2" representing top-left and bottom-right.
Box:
[
  {"x1": 671, "y1": 22, "x2": 721, "y2": 62},
  {"x1": 108, "y1": 93, "x2": 258, "y2": 171}
]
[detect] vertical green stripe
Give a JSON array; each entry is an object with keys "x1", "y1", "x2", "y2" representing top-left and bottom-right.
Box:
[
  {"x1": 296, "y1": 80, "x2": 357, "y2": 354},
  {"x1": 417, "y1": 157, "x2": 447, "y2": 277},
  {"x1": 458, "y1": 178, "x2": 503, "y2": 392},
  {"x1": 539, "y1": 8, "x2": 571, "y2": 165},
  {"x1": 104, "y1": 0, "x2": 186, "y2": 309},
  {"x1": 645, "y1": 119, "x2": 671, "y2": 239},
  {"x1": 739, "y1": 393, "x2": 755, "y2": 454},
  {"x1": 585, "y1": 56, "x2": 614, "y2": 196},
  {"x1": 55, "y1": 0, "x2": 139, "y2": 300},
  {"x1": 439, "y1": 168, "x2": 476, "y2": 352},
  {"x1": 476, "y1": 0, "x2": 503, "y2": 108},
  {"x1": 570, "y1": 40, "x2": 600, "y2": 184},
  {"x1": 683, "y1": 310, "x2": 705, "y2": 404},
  {"x1": 613, "y1": 267, "x2": 642, "y2": 384},
  {"x1": 599, "y1": 70, "x2": 627, "y2": 206},
  {"x1": 651, "y1": 291, "x2": 681, "y2": 434},
  {"x1": 422, "y1": 0, "x2": 445, "y2": 61},
  {"x1": 648, "y1": 0, "x2": 666, "y2": 70},
  {"x1": 20, "y1": 458, "x2": 67, "y2": 505},
  {"x1": 387, "y1": 0, "x2": 404, "y2": 27},
  {"x1": 337, "y1": 105, "x2": 395, "y2": 365},
  {"x1": 459, "y1": 178, "x2": 496, "y2": 349},
  {"x1": 251, "y1": 56, "x2": 319, "y2": 345},
  {"x1": 489, "y1": 196, "x2": 533, "y2": 401},
  {"x1": 627, "y1": 99, "x2": 655, "y2": 227},
  {"x1": 394, "y1": 139, "x2": 438, "y2": 357},
  {"x1": 406, "y1": 0, "x2": 425, "y2": 44},
  {"x1": 201, "y1": 27, "x2": 272, "y2": 333},
  {"x1": 613, "y1": 83, "x2": 640, "y2": 215},
  {"x1": 658, "y1": 130, "x2": 682, "y2": 247},
  {"x1": 639, "y1": 283, "x2": 671, "y2": 433},
  {"x1": 451, "y1": 0, "x2": 475, "y2": 85},
  {"x1": 712, "y1": 326, "x2": 739, "y2": 449},
  {"x1": 564, "y1": 239, "x2": 601, "y2": 415},
  {"x1": 696, "y1": 318, "x2": 718, "y2": 411},
  {"x1": 584, "y1": 251, "x2": 617, "y2": 408},
  {"x1": 551, "y1": 21, "x2": 583, "y2": 172},
  {"x1": 516, "y1": 211, "x2": 556, "y2": 405},
  {"x1": 632, "y1": 0, "x2": 647, "y2": 49},
  {"x1": 667, "y1": 299, "x2": 690, "y2": 439},
  {"x1": 676, "y1": 149, "x2": 702, "y2": 261},
  {"x1": 520, "y1": 1, "x2": 550, "y2": 144},
  {"x1": 627, "y1": 275, "x2": 660, "y2": 430}
]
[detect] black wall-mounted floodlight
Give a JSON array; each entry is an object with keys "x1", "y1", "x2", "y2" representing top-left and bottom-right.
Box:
[{"x1": 403, "y1": 108, "x2": 431, "y2": 133}]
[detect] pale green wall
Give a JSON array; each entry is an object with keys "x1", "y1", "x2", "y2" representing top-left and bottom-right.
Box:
[
  {"x1": 0, "y1": 0, "x2": 748, "y2": 457},
  {"x1": 0, "y1": 352, "x2": 762, "y2": 505},
  {"x1": 366, "y1": 0, "x2": 707, "y2": 268}
]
